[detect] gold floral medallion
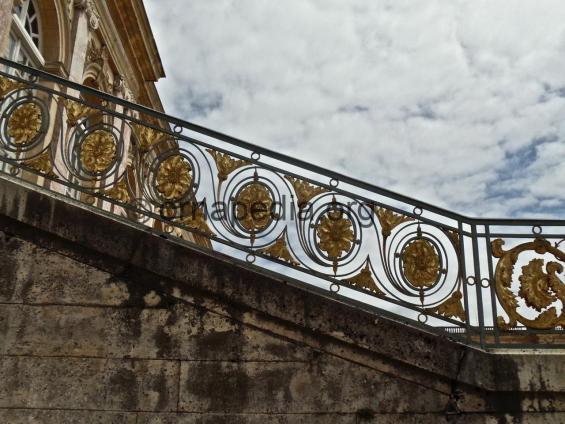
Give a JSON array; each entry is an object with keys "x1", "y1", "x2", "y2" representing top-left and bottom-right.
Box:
[
  {"x1": 7, "y1": 103, "x2": 42, "y2": 145},
  {"x1": 156, "y1": 155, "x2": 192, "y2": 201},
  {"x1": 235, "y1": 182, "x2": 273, "y2": 232},
  {"x1": 80, "y1": 130, "x2": 117, "y2": 173},
  {"x1": 316, "y1": 208, "x2": 355, "y2": 261},
  {"x1": 402, "y1": 239, "x2": 440, "y2": 288}
]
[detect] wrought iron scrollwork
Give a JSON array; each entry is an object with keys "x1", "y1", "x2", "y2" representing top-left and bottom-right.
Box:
[
  {"x1": 2, "y1": 58, "x2": 565, "y2": 347},
  {"x1": 492, "y1": 238, "x2": 565, "y2": 330}
]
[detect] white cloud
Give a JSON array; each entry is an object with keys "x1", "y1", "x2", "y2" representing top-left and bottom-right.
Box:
[{"x1": 145, "y1": 0, "x2": 565, "y2": 218}]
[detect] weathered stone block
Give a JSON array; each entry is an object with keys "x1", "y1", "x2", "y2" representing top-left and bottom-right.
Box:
[
  {"x1": 0, "y1": 356, "x2": 178, "y2": 411},
  {"x1": 0, "y1": 409, "x2": 136, "y2": 424},
  {"x1": 0, "y1": 303, "x2": 311, "y2": 361},
  {"x1": 0, "y1": 231, "x2": 130, "y2": 306},
  {"x1": 135, "y1": 412, "x2": 447, "y2": 423},
  {"x1": 179, "y1": 356, "x2": 447, "y2": 414}
]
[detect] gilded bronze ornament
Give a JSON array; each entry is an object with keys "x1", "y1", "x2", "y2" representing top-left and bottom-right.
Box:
[
  {"x1": 492, "y1": 238, "x2": 565, "y2": 330},
  {"x1": 258, "y1": 232, "x2": 299, "y2": 266},
  {"x1": 0, "y1": 76, "x2": 26, "y2": 99},
  {"x1": 64, "y1": 99, "x2": 96, "y2": 126},
  {"x1": 207, "y1": 148, "x2": 250, "y2": 182},
  {"x1": 402, "y1": 239, "x2": 441, "y2": 288},
  {"x1": 373, "y1": 206, "x2": 413, "y2": 237},
  {"x1": 102, "y1": 177, "x2": 130, "y2": 204},
  {"x1": 177, "y1": 202, "x2": 214, "y2": 236},
  {"x1": 425, "y1": 291, "x2": 465, "y2": 322},
  {"x1": 346, "y1": 261, "x2": 384, "y2": 295},
  {"x1": 316, "y1": 208, "x2": 355, "y2": 262},
  {"x1": 156, "y1": 155, "x2": 192, "y2": 201},
  {"x1": 442, "y1": 228, "x2": 460, "y2": 252},
  {"x1": 285, "y1": 175, "x2": 328, "y2": 209},
  {"x1": 235, "y1": 182, "x2": 273, "y2": 233},
  {"x1": 23, "y1": 151, "x2": 55, "y2": 177},
  {"x1": 7, "y1": 102, "x2": 42, "y2": 144},
  {"x1": 132, "y1": 123, "x2": 165, "y2": 152},
  {"x1": 80, "y1": 130, "x2": 116, "y2": 173}
]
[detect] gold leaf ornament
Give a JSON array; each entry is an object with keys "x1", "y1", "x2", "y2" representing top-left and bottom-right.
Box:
[
  {"x1": 177, "y1": 202, "x2": 214, "y2": 236},
  {"x1": 156, "y1": 155, "x2": 192, "y2": 201},
  {"x1": 285, "y1": 176, "x2": 328, "y2": 209},
  {"x1": 0, "y1": 76, "x2": 26, "y2": 99},
  {"x1": 80, "y1": 130, "x2": 117, "y2": 173},
  {"x1": 7, "y1": 102, "x2": 42, "y2": 145},
  {"x1": 373, "y1": 206, "x2": 413, "y2": 237},
  {"x1": 492, "y1": 238, "x2": 565, "y2": 330},
  {"x1": 23, "y1": 151, "x2": 55, "y2": 177},
  {"x1": 402, "y1": 239, "x2": 441, "y2": 288},
  {"x1": 206, "y1": 149, "x2": 250, "y2": 182},
  {"x1": 519, "y1": 259, "x2": 560, "y2": 312},
  {"x1": 132, "y1": 123, "x2": 165, "y2": 152},
  {"x1": 102, "y1": 178, "x2": 130, "y2": 204},
  {"x1": 258, "y1": 233, "x2": 299, "y2": 266},
  {"x1": 346, "y1": 262, "x2": 384, "y2": 295},
  {"x1": 64, "y1": 99, "x2": 96, "y2": 126},
  {"x1": 425, "y1": 291, "x2": 466, "y2": 322}
]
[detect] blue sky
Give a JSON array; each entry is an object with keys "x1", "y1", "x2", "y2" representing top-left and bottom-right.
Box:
[{"x1": 145, "y1": 0, "x2": 565, "y2": 219}]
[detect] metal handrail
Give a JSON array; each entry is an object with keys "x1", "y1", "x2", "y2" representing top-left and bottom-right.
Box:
[{"x1": 1, "y1": 56, "x2": 564, "y2": 348}]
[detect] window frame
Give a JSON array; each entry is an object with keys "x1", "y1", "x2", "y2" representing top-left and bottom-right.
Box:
[{"x1": 8, "y1": 0, "x2": 45, "y2": 68}]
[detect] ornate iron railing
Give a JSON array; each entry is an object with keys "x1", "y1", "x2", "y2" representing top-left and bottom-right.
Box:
[{"x1": 1, "y1": 57, "x2": 564, "y2": 349}]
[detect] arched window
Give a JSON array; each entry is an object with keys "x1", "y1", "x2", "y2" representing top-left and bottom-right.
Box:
[{"x1": 7, "y1": 0, "x2": 44, "y2": 68}]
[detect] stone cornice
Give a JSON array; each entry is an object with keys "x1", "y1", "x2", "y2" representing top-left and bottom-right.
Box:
[{"x1": 106, "y1": 0, "x2": 165, "y2": 82}]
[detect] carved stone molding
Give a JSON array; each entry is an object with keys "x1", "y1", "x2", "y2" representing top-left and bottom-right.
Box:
[
  {"x1": 86, "y1": 39, "x2": 107, "y2": 66},
  {"x1": 112, "y1": 74, "x2": 134, "y2": 101},
  {"x1": 73, "y1": 0, "x2": 99, "y2": 30}
]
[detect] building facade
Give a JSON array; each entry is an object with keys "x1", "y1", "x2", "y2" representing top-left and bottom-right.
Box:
[
  {"x1": 1, "y1": 0, "x2": 165, "y2": 109},
  {"x1": 0, "y1": 0, "x2": 211, "y2": 247}
]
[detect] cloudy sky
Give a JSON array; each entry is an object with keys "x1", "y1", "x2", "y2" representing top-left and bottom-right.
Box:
[{"x1": 145, "y1": 0, "x2": 565, "y2": 219}]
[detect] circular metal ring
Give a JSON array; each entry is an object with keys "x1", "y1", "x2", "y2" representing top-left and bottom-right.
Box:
[
  {"x1": 9, "y1": 166, "x2": 19, "y2": 176},
  {"x1": 329, "y1": 178, "x2": 339, "y2": 188},
  {"x1": 251, "y1": 152, "x2": 261, "y2": 161},
  {"x1": 246, "y1": 253, "x2": 256, "y2": 264},
  {"x1": 466, "y1": 276, "x2": 476, "y2": 286},
  {"x1": 532, "y1": 225, "x2": 542, "y2": 235},
  {"x1": 173, "y1": 125, "x2": 182, "y2": 134},
  {"x1": 418, "y1": 313, "x2": 428, "y2": 324},
  {"x1": 330, "y1": 283, "x2": 340, "y2": 294},
  {"x1": 481, "y1": 278, "x2": 491, "y2": 288},
  {"x1": 164, "y1": 224, "x2": 174, "y2": 234},
  {"x1": 413, "y1": 207, "x2": 423, "y2": 216},
  {"x1": 29, "y1": 75, "x2": 38, "y2": 83}
]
